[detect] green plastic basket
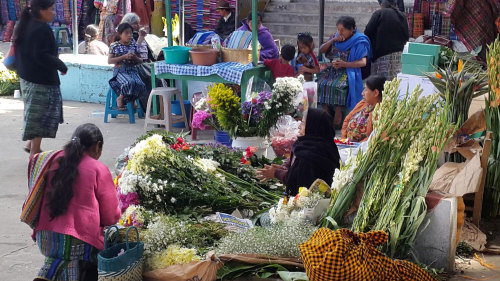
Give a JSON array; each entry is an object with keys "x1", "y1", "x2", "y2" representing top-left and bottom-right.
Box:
[{"x1": 162, "y1": 46, "x2": 191, "y2": 64}]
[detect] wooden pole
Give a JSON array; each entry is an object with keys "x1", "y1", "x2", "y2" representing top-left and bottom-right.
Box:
[
  {"x1": 251, "y1": 0, "x2": 258, "y2": 66},
  {"x1": 165, "y1": 0, "x2": 173, "y2": 47}
]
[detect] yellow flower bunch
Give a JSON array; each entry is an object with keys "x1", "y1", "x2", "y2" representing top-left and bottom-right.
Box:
[
  {"x1": 207, "y1": 83, "x2": 241, "y2": 133},
  {"x1": 207, "y1": 83, "x2": 240, "y2": 110},
  {"x1": 146, "y1": 245, "x2": 200, "y2": 270}
]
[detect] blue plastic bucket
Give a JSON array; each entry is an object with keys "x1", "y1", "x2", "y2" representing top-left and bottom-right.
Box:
[
  {"x1": 171, "y1": 100, "x2": 191, "y2": 128},
  {"x1": 214, "y1": 131, "x2": 232, "y2": 147}
]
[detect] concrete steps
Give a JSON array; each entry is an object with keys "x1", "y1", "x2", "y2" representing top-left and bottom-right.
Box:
[{"x1": 263, "y1": 0, "x2": 380, "y2": 47}]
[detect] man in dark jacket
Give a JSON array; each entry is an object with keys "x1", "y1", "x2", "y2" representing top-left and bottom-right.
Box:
[{"x1": 215, "y1": 1, "x2": 236, "y2": 40}]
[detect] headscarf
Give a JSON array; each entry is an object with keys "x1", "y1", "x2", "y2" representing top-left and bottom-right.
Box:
[
  {"x1": 334, "y1": 31, "x2": 372, "y2": 110},
  {"x1": 285, "y1": 109, "x2": 340, "y2": 196}
]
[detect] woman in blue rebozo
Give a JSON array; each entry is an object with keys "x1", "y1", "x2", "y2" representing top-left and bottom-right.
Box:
[{"x1": 317, "y1": 16, "x2": 371, "y2": 127}]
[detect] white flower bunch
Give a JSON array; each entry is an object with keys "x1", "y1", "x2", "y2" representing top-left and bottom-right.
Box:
[
  {"x1": 216, "y1": 224, "x2": 317, "y2": 258},
  {"x1": 118, "y1": 169, "x2": 139, "y2": 194},
  {"x1": 331, "y1": 154, "x2": 359, "y2": 192},
  {"x1": 128, "y1": 135, "x2": 167, "y2": 176},
  {"x1": 194, "y1": 98, "x2": 209, "y2": 111},
  {"x1": 146, "y1": 245, "x2": 200, "y2": 271},
  {"x1": 143, "y1": 214, "x2": 191, "y2": 253},
  {"x1": 193, "y1": 158, "x2": 220, "y2": 173},
  {"x1": 269, "y1": 188, "x2": 324, "y2": 225},
  {"x1": 270, "y1": 76, "x2": 304, "y2": 111}
]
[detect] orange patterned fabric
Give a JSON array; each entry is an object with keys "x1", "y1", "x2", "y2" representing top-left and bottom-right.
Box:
[{"x1": 299, "y1": 228, "x2": 436, "y2": 281}]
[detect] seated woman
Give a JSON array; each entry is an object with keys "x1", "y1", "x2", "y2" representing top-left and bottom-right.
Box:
[
  {"x1": 317, "y1": 16, "x2": 371, "y2": 127},
  {"x1": 32, "y1": 123, "x2": 120, "y2": 281},
  {"x1": 78, "y1": 24, "x2": 109, "y2": 55},
  {"x1": 108, "y1": 23, "x2": 148, "y2": 110},
  {"x1": 256, "y1": 108, "x2": 340, "y2": 196},
  {"x1": 237, "y1": 11, "x2": 279, "y2": 60},
  {"x1": 341, "y1": 75, "x2": 386, "y2": 142}
]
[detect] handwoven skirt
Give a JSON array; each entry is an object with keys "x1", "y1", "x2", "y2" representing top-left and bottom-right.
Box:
[
  {"x1": 35, "y1": 230, "x2": 99, "y2": 281},
  {"x1": 371, "y1": 51, "x2": 403, "y2": 81},
  {"x1": 109, "y1": 66, "x2": 148, "y2": 105},
  {"x1": 21, "y1": 79, "x2": 63, "y2": 141},
  {"x1": 317, "y1": 66, "x2": 349, "y2": 106}
]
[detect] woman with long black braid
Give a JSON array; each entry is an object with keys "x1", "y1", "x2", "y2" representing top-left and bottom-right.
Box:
[{"x1": 30, "y1": 124, "x2": 121, "y2": 281}]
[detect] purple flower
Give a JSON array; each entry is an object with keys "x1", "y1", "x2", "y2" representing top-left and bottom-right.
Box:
[
  {"x1": 118, "y1": 189, "x2": 140, "y2": 213},
  {"x1": 192, "y1": 110, "x2": 212, "y2": 130}
]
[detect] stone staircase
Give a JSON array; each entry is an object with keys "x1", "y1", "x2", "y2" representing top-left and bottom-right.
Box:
[{"x1": 262, "y1": 0, "x2": 381, "y2": 47}]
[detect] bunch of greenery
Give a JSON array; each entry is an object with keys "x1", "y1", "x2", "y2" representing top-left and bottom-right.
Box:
[
  {"x1": 484, "y1": 37, "x2": 500, "y2": 217},
  {"x1": 322, "y1": 79, "x2": 457, "y2": 258},
  {"x1": 122, "y1": 134, "x2": 282, "y2": 218},
  {"x1": 0, "y1": 54, "x2": 19, "y2": 96}
]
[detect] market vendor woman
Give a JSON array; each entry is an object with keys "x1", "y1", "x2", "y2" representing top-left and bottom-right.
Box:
[
  {"x1": 257, "y1": 109, "x2": 340, "y2": 196},
  {"x1": 341, "y1": 75, "x2": 386, "y2": 142}
]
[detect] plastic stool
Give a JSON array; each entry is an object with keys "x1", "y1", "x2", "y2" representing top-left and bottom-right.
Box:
[
  {"x1": 104, "y1": 88, "x2": 144, "y2": 124},
  {"x1": 52, "y1": 27, "x2": 72, "y2": 49},
  {"x1": 144, "y1": 87, "x2": 188, "y2": 131}
]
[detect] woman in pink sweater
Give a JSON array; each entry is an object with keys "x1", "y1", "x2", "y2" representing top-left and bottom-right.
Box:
[{"x1": 33, "y1": 123, "x2": 121, "y2": 281}]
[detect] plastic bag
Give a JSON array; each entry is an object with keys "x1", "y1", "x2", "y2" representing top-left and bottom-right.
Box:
[
  {"x1": 303, "y1": 82, "x2": 317, "y2": 109},
  {"x1": 245, "y1": 76, "x2": 272, "y2": 102},
  {"x1": 270, "y1": 116, "x2": 301, "y2": 158}
]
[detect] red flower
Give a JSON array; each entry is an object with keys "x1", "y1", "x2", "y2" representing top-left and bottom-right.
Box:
[
  {"x1": 181, "y1": 145, "x2": 190, "y2": 151},
  {"x1": 244, "y1": 114, "x2": 248, "y2": 120},
  {"x1": 176, "y1": 137, "x2": 184, "y2": 144},
  {"x1": 240, "y1": 156, "x2": 247, "y2": 164},
  {"x1": 252, "y1": 98, "x2": 257, "y2": 104}
]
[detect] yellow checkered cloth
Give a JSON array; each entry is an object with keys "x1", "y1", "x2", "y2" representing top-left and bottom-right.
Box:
[{"x1": 299, "y1": 228, "x2": 436, "y2": 281}]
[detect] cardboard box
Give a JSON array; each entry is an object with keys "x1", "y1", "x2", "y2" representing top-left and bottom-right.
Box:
[
  {"x1": 401, "y1": 53, "x2": 435, "y2": 66},
  {"x1": 402, "y1": 63, "x2": 434, "y2": 76},
  {"x1": 408, "y1": 42, "x2": 441, "y2": 64}
]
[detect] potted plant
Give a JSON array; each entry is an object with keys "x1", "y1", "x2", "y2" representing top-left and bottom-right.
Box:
[{"x1": 207, "y1": 77, "x2": 303, "y2": 156}]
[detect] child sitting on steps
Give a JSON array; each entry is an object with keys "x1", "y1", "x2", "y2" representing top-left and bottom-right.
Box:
[
  {"x1": 296, "y1": 32, "x2": 320, "y2": 81},
  {"x1": 108, "y1": 23, "x2": 147, "y2": 110},
  {"x1": 263, "y1": 44, "x2": 296, "y2": 80}
]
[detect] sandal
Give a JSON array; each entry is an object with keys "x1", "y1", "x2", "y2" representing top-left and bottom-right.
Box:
[{"x1": 23, "y1": 147, "x2": 43, "y2": 154}]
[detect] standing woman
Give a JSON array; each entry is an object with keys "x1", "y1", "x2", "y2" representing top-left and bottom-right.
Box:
[
  {"x1": 365, "y1": 0, "x2": 408, "y2": 80},
  {"x1": 15, "y1": 0, "x2": 68, "y2": 157},
  {"x1": 317, "y1": 16, "x2": 371, "y2": 127}
]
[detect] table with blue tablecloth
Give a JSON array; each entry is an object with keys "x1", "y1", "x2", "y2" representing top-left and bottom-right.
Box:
[{"x1": 151, "y1": 61, "x2": 272, "y2": 102}]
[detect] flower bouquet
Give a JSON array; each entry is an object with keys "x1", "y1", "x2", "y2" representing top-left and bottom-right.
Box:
[{"x1": 207, "y1": 77, "x2": 304, "y2": 139}]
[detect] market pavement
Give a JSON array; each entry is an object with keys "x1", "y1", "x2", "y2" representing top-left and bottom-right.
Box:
[{"x1": 0, "y1": 97, "x2": 148, "y2": 280}]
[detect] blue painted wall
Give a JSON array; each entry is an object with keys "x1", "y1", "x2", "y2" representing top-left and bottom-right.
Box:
[{"x1": 59, "y1": 55, "x2": 113, "y2": 104}]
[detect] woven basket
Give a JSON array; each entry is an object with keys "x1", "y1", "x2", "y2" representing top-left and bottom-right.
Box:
[{"x1": 221, "y1": 47, "x2": 260, "y2": 64}]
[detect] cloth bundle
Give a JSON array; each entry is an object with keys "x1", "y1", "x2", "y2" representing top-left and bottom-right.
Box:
[
  {"x1": 299, "y1": 228, "x2": 435, "y2": 281},
  {"x1": 1, "y1": 0, "x2": 9, "y2": 25},
  {"x1": 7, "y1": 0, "x2": 16, "y2": 21},
  {"x1": 224, "y1": 30, "x2": 253, "y2": 49}
]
